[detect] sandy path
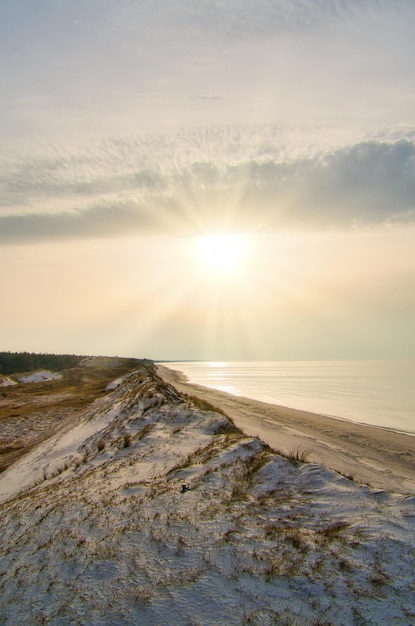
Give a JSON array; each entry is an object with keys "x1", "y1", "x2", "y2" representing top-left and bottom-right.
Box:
[{"x1": 158, "y1": 364, "x2": 415, "y2": 495}]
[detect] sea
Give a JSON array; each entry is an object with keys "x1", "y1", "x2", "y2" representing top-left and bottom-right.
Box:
[{"x1": 165, "y1": 360, "x2": 415, "y2": 436}]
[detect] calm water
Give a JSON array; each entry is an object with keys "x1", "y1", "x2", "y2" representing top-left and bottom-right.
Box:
[{"x1": 166, "y1": 361, "x2": 415, "y2": 435}]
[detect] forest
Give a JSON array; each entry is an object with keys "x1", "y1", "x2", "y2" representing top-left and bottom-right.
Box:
[{"x1": 0, "y1": 352, "x2": 82, "y2": 375}]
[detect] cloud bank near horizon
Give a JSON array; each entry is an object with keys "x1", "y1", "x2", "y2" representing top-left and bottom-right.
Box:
[{"x1": 1, "y1": 133, "x2": 414, "y2": 244}]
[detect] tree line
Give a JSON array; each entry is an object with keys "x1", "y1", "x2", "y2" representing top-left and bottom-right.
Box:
[{"x1": 0, "y1": 352, "x2": 82, "y2": 375}]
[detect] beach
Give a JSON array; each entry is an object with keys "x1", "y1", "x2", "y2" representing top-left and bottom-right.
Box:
[{"x1": 158, "y1": 364, "x2": 415, "y2": 495}]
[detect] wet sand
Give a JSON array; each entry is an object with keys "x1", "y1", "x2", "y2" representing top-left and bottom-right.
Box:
[{"x1": 158, "y1": 364, "x2": 415, "y2": 495}]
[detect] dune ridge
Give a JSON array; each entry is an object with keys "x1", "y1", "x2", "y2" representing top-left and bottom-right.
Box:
[{"x1": 0, "y1": 359, "x2": 414, "y2": 625}]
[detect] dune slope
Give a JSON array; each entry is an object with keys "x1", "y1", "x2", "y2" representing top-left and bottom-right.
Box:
[{"x1": 0, "y1": 361, "x2": 414, "y2": 625}]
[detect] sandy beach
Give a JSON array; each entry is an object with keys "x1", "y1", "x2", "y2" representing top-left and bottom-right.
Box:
[{"x1": 158, "y1": 364, "x2": 415, "y2": 495}]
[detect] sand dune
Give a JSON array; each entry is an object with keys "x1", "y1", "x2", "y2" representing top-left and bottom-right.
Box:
[
  {"x1": 0, "y1": 359, "x2": 414, "y2": 625},
  {"x1": 159, "y1": 364, "x2": 415, "y2": 495}
]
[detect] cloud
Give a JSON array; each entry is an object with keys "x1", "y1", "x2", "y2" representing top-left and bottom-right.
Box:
[
  {"x1": 0, "y1": 202, "x2": 158, "y2": 244},
  {"x1": 0, "y1": 132, "x2": 414, "y2": 244},
  {"x1": 1, "y1": 1, "x2": 414, "y2": 143},
  {"x1": 308, "y1": 140, "x2": 415, "y2": 220}
]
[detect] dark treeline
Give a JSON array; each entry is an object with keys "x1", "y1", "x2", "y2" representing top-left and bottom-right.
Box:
[{"x1": 0, "y1": 352, "x2": 82, "y2": 375}]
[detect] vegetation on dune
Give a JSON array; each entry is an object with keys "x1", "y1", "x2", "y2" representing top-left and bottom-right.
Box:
[
  {"x1": 182, "y1": 391, "x2": 228, "y2": 416},
  {"x1": 0, "y1": 354, "x2": 145, "y2": 474}
]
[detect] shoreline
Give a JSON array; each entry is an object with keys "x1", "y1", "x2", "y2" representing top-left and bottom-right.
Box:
[
  {"x1": 164, "y1": 365, "x2": 415, "y2": 439},
  {"x1": 158, "y1": 364, "x2": 415, "y2": 495}
]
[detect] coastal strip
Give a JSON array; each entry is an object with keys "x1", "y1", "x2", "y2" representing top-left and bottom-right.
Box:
[{"x1": 158, "y1": 364, "x2": 415, "y2": 495}]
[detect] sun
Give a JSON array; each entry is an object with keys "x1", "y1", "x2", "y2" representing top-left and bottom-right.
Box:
[{"x1": 195, "y1": 233, "x2": 248, "y2": 275}]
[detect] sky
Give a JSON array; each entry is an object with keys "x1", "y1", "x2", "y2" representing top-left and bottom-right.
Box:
[{"x1": 1, "y1": 0, "x2": 415, "y2": 361}]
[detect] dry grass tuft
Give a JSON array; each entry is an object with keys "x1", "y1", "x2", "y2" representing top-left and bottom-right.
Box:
[
  {"x1": 183, "y1": 393, "x2": 227, "y2": 416},
  {"x1": 317, "y1": 521, "x2": 350, "y2": 542},
  {"x1": 285, "y1": 447, "x2": 312, "y2": 465},
  {"x1": 137, "y1": 423, "x2": 154, "y2": 441},
  {"x1": 121, "y1": 432, "x2": 132, "y2": 448}
]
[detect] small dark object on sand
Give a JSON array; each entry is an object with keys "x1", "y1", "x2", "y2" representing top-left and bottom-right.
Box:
[{"x1": 180, "y1": 484, "x2": 191, "y2": 493}]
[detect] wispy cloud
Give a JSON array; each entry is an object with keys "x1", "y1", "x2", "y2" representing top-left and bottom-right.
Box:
[
  {"x1": 1, "y1": 130, "x2": 414, "y2": 244},
  {"x1": 1, "y1": 1, "x2": 414, "y2": 141}
]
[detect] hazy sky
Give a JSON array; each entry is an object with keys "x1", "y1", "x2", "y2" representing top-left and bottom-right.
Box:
[{"x1": 1, "y1": 0, "x2": 415, "y2": 360}]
